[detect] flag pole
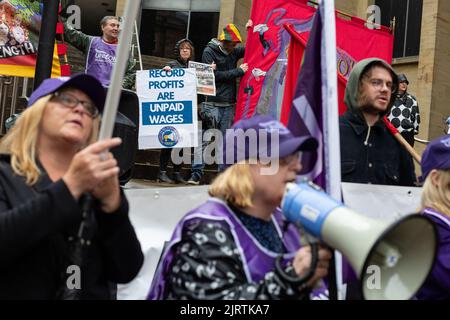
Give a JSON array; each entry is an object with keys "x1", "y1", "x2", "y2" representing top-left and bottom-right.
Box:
[
  {"x1": 98, "y1": 0, "x2": 140, "y2": 141},
  {"x1": 322, "y1": 0, "x2": 344, "y2": 300},
  {"x1": 383, "y1": 117, "x2": 422, "y2": 163},
  {"x1": 34, "y1": 0, "x2": 60, "y2": 89}
]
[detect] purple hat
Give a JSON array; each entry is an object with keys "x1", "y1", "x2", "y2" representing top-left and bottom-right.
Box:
[
  {"x1": 420, "y1": 134, "x2": 450, "y2": 182},
  {"x1": 222, "y1": 115, "x2": 318, "y2": 167},
  {"x1": 27, "y1": 73, "x2": 106, "y2": 112}
]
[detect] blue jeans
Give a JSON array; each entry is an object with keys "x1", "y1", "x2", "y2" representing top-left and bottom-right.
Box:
[
  {"x1": 200, "y1": 102, "x2": 235, "y2": 137},
  {"x1": 191, "y1": 122, "x2": 207, "y2": 177}
]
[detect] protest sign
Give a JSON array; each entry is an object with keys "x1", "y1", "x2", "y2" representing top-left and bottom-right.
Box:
[
  {"x1": 136, "y1": 68, "x2": 198, "y2": 149},
  {"x1": 188, "y1": 60, "x2": 216, "y2": 96}
]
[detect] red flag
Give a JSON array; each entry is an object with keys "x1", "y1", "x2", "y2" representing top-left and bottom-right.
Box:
[
  {"x1": 235, "y1": 0, "x2": 394, "y2": 123},
  {"x1": 234, "y1": 0, "x2": 315, "y2": 121},
  {"x1": 280, "y1": 23, "x2": 307, "y2": 124}
]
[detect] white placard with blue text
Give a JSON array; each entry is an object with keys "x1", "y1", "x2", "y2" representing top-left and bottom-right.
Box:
[{"x1": 136, "y1": 69, "x2": 198, "y2": 149}]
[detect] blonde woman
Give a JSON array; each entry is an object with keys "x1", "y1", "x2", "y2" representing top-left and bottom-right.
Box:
[
  {"x1": 0, "y1": 74, "x2": 143, "y2": 299},
  {"x1": 416, "y1": 134, "x2": 450, "y2": 300},
  {"x1": 148, "y1": 115, "x2": 331, "y2": 300}
]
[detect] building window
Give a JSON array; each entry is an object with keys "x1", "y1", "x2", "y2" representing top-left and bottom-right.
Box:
[
  {"x1": 375, "y1": 0, "x2": 423, "y2": 58},
  {"x1": 139, "y1": 0, "x2": 220, "y2": 60},
  {"x1": 139, "y1": 10, "x2": 189, "y2": 58}
]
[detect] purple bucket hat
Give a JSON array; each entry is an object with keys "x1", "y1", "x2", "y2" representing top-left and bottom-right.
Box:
[
  {"x1": 27, "y1": 73, "x2": 106, "y2": 112},
  {"x1": 222, "y1": 115, "x2": 318, "y2": 168},
  {"x1": 420, "y1": 134, "x2": 450, "y2": 182}
]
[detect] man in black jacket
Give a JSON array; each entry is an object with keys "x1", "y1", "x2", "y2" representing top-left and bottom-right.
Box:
[
  {"x1": 339, "y1": 58, "x2": 416, "y2": 300},
  {"x1": 188, "y1": 23, "x2": 249, "y2": 184},
  {"x1": 340, "y1": 58, "x2": 416, "y2": 187},
  {"x1": 200, "y1": 23, "x2": 248, "y2": 136}
]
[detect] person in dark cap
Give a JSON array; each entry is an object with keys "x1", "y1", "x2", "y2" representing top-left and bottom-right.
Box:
[
  {"x1": 0, "y1": 74, "x2": 143, "y2": 299},
  {"x1": 148, "y1": 115, "x2": 331, "y2": 300},
  {"x1": 340, "y1": 58, "x2": 416, "y2": 186},
  {"x1": 157, "y1": 39, "x2": 197, "y2": 184},
  {"x1": 387, "y1": 73, "x2": 420, "y2": 147},
  {"x1": 416, "y1": 134, "x2": 450, "y2": 300}
]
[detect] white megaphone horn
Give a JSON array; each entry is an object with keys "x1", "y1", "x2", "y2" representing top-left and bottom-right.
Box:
[{"x1": 281, "y1": 182, "x2": 437, "y2": 300}]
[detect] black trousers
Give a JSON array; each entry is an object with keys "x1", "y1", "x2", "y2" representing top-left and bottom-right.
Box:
[{"x1": 159, "y1": 148, "x2": 182, "y2": 172}]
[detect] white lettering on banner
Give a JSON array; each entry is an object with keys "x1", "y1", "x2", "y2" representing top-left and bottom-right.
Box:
[
  {"x1": 149, "y1": 80, "x2": 184, "y2": 89},
  {"x1": 0, "y1": 43, "x2": 36, "y2": 58},
  {"x1": 94, "y1": 48, "x2": 116, "y2": 65},
  {"x1": 148, "y1": 114, "x2": 184, "y2": 124},
  {"x1": 149, "y1": 102, "x2": 185, "y2": 113},
  {"x1": 136, "y1": 68, "x2": 198, "y2": 149},
  {"x1": 149, "y1": 69, "x2": 186, "y2": 77}
]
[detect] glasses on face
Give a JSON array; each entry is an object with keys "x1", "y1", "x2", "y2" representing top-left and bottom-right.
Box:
[
  {"x1": 51, "y1": 91, "x2": 99, "y2": 118},
  {"x1": 367, "y1": 78, "x2": 396, "y2": 92}
]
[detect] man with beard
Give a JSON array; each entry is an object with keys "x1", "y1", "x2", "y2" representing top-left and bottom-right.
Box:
[
  {"x1": 339, "y1": 58, "x2": 416, "y2": 300},
  {"x1": 340, "y1": 58, "x2": 416, "y2": 187}
]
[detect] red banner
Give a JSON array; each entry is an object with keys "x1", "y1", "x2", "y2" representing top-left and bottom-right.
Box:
[{"x1": 235, "y1": 0, "x2": 394, "y2": 124}]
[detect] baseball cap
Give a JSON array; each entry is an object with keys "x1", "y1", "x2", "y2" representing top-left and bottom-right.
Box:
[
  {"x1": 27, "y1": 73, "x2": 106, "y2": 112},
  {"x1": 420, "y1": 134, "x2": 450, "y2": 182},
  {"x1": 222, "y1": 115, "x2": 318, "y2": 168}
]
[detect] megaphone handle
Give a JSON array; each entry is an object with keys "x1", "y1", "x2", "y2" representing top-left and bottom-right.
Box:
[{"x1": 275, "y1": 242, "x2": 319, "y2": 287}]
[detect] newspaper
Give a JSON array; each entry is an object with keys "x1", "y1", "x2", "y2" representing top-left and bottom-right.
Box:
[{"x1": 188, "y1": 61, "x2": 216, "y2": 96}]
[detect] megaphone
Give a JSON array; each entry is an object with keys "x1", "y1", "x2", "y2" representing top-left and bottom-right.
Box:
[{"x1": 281, "y1": 182, "x2": 437, "y2": 300}]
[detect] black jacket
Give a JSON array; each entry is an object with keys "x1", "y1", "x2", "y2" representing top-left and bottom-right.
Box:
[
  {"x1": 166, "y1": 59, "x2": 188, "y2": 69},
  {"x1": 339, "y1": 111, "x2": 416, "y2": 186},
  {"x1": 202, "y1": 38, "x2": 245, "y2": 103},
  {"x1": 0, "y1": 155, "x2": 143, "y2": 299}
]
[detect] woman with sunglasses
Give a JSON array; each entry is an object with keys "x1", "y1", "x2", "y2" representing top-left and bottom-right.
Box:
[{"x1": 0, "y1": 74, "x2": 143, "y2": 299}]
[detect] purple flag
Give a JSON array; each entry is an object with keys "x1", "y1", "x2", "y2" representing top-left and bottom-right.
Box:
[
  {"x1": 286, "y1": 0, "x2": 344, "y2": 300},
  {"x1": 287, "y1": 1, "x2": 341, "y2": 199}
]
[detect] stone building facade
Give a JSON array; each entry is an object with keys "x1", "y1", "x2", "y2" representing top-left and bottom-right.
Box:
[{"x1": 116, "y1": 0, "x2": 448, "y2": 151}]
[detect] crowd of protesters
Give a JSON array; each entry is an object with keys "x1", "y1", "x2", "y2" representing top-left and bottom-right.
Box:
[{"x1": 0, "y1": 11, "x2": 449, "y2": 301}]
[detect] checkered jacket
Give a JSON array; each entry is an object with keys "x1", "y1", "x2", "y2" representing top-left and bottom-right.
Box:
[{"x1": 387, "y1": 92, "x2": 420, "y2": 134}]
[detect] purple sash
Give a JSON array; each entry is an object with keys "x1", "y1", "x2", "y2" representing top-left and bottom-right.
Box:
[
  {"x1": 416, "y1": 208, "x2": 450, "y2": 299},
  {"x1": 85, "y1": 37, "x2": 117, "y2": 87},
  {"x1": 423, "y1": 207, "x2": 450, "y2": 228},
  {"x1": 147, "y1": 198, "x2": 304, "y2": 300}
]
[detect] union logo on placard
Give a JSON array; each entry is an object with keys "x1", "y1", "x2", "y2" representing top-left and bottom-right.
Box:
[{"x1": 158, "y1": 126, "x2": 179, "y2": 147}]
